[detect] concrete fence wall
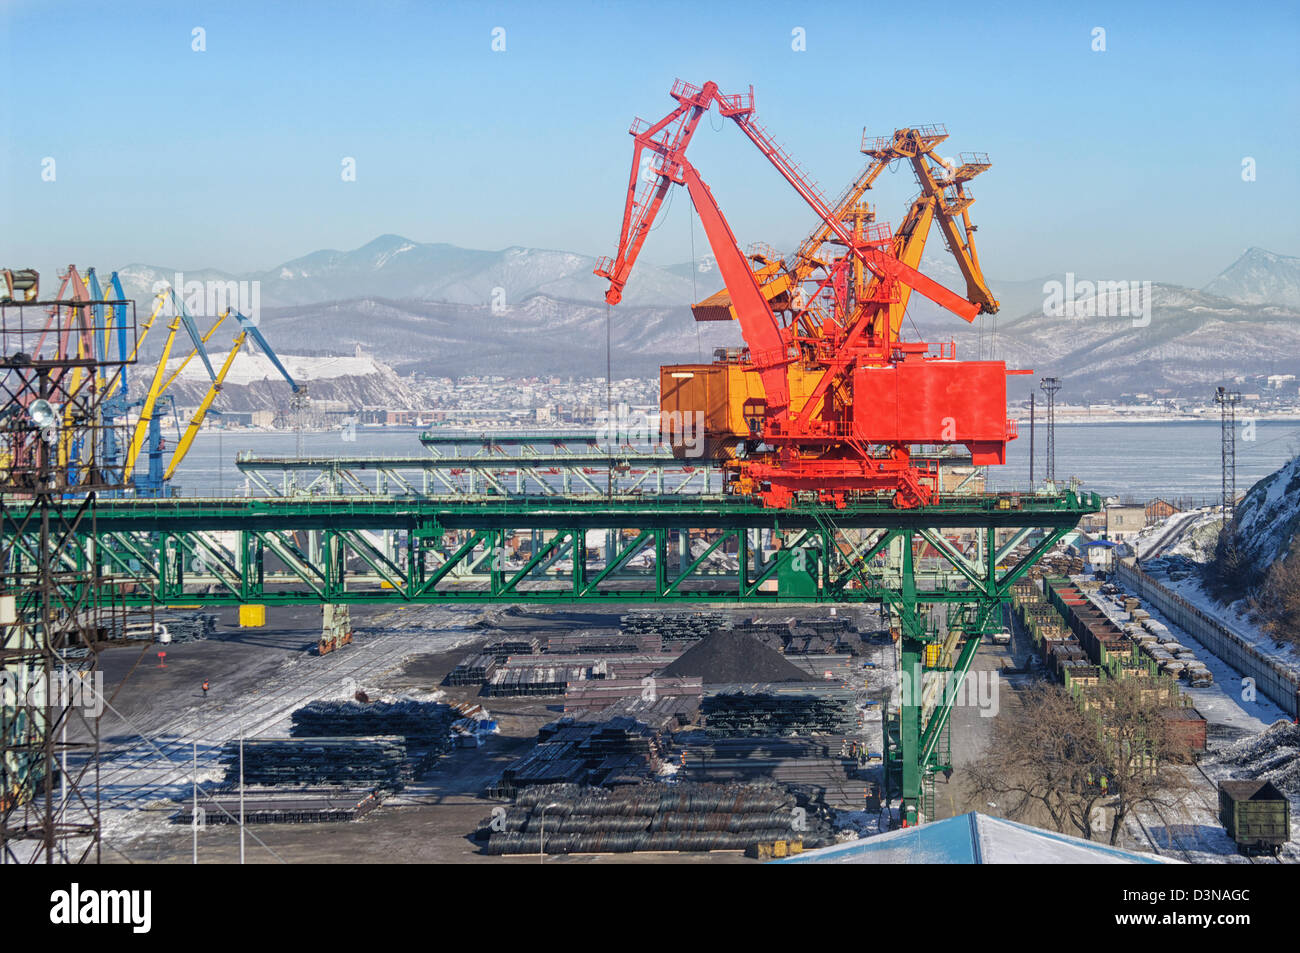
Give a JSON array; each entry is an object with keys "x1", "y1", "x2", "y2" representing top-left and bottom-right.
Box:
[{"x1": 1115, "y1": 559, "x2": 1299, "y2": 719}]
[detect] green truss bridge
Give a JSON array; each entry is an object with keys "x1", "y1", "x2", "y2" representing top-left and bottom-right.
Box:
[{"x1": 1, "y1": 488, "x2": 1099, "y2": 825}]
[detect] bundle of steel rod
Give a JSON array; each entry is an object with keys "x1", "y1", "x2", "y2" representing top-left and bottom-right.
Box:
[
  {"x1": 480, "y1": 781, "x2": 831, "y2": 854},
  {"x1": 487, "y1": 715, "x2": 669, "y2": 798},
  {"x1": 446, "y1": 653, "x2": 498, "y2": 686},
  {"x1": 220, "y1": 737, "x2": 414, "y2": 789},
  {"x1": 620, "y1": 610, "x2": 729, "y2": 644},
  {"x1": 173, "y1": 788, "x2": 381, "y2": 825},
  {"x1": 484, "y1": 659, "x2": 608, "y2": 697},
  {"x1": 563, "y1": 677, "x2": 703, "y2": 713},
  {"x1": 544, "y1": 631, "x2": 647, "y2": 654},
  {"x1": 482, "y1": 636, "x2": 541, "y2": 660},
  {"x1": 702, "y1": 685, "x2": 859, "y2": 737},
  {"x1": 290, "y1": 699, "x2": 456, "y2": 749},
  {"x1": 675, "y1": 737, "x2": 865, "y2": 808}
]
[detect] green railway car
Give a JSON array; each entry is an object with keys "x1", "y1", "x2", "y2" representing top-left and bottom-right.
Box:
[{"x1": 1218, "y1": 780, "x2": 1290, "y2": 856}]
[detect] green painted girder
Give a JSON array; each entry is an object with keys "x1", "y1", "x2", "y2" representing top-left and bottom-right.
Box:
[
  {"x1": 3, "y1": 494, "x2": 1098, "y2": 617},
  {"x1": 4, "y1": 490, "x2": 1100, "y2": 533}
]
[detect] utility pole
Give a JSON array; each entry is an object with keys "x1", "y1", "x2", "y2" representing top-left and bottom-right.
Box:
[
  {"x1": 239, "y1": 727, "x2": 246, "y2": 864},
  {"x1": 192, "y1": 738, "x2": 198, "y2": 864},
  {"x1": 1028, "y1": 392, "x2": 1035, "y2": 485},
  {"x1": 1215, "y1": 386, "x2": 1242, "y2": 520},
  {"x1": 1039, "y1": 378, "x2": 1061, "y2": 483}
]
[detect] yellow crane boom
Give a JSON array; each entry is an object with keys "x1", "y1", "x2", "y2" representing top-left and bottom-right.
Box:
[{"x1": 163, "y1": 330, "x2": 246, "y2": 481}]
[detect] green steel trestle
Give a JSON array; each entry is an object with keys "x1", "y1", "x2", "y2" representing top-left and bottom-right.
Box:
[{"x1": 1, "y1": 490, "x2": 1098, "y2": 826}]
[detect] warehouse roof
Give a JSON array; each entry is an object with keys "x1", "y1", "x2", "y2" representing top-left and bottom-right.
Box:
[{"x1": 774, "y1": 812, "x2": 1178, "y2": 864}]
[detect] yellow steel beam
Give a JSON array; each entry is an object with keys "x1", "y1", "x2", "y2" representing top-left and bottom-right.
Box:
[{"x1": 164, "y1": 331, "x2": 246, "y2": 481}]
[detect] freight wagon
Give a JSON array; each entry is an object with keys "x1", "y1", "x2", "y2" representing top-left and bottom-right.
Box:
[{"x1": 1218, "y1": 780, "x2": 1290, "y2": 856}]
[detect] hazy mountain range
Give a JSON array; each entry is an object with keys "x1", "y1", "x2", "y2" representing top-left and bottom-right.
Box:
[{"x1": 104, "y1": 237, "x2": 1300, "y2": 398}]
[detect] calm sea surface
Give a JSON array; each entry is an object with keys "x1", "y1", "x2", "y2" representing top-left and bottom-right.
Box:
[{"x1": 168, "y1": 420, "x2": 1300, "y2": 502}]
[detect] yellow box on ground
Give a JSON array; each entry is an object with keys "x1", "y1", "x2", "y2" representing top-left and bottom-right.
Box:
[{"x1": 239, "y1": 604, "x2": 266, "y2": 628}]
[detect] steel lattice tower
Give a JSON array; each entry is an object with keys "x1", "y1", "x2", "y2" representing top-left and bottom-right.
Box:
[
  {"x1": 0, "y1": 270, "x2": 137, "y2": 864},
  {"x1": 1039, "y1": 378, "x2": 1061, "y2": 483},
  {"x1": 1215, "y1": 386, "x2": 1242, "y2": 520}
]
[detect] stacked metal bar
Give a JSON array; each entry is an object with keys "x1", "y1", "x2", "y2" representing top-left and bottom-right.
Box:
[
  {"x1": 479, "y1": 782, "x2": 831, "y2": 855},
  {"x1": 290, "y1": 700, "x2": 456, "y2": 749},
  {"x1": 484, "y1": 660, "x2": 607, "y2": 697},
  {"x1": 446, "y1": 653, "x2": 498, "y2": 686},
  {"x1": 545, "y1": 631, "x2": 646, "y2": 654},
  {"x1": 487, "y1": 714, "x2": 671, "y2": 798},
  {"x1": 174, "y1": 788, "x2": 380, "y2": 825},
  {"x1": 563, "y1": 676, "x2": 703, "y2": 713},
  {"x1": 620, "y1": 610, "x2": 729, "y2": 645},
  {"x1": 676, "y1": 737, "x2": 867, "y2": 810},
  {"x1": 702, "y1": 685, "x2": 859, "y2": 737},
  {"x1": 483, "y1": 636, "x2": 541, "y2": 660},
  {"x1": 220, "y1": 737, "x2": 413, "y2": 789}
]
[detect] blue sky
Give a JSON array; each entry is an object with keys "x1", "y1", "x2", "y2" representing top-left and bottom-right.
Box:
[{"x1": 2, "y1": 0, "x2": 1297, "y2": 286}]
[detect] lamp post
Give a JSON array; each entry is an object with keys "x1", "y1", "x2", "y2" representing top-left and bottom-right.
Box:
[{"x1": 539, "y1": 802, "x2": 562, "y2": 864}]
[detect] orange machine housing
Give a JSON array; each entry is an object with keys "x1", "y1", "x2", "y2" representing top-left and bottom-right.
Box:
[{"x1": 852, "y1": 358, "x2": 1015, "y2": 464}]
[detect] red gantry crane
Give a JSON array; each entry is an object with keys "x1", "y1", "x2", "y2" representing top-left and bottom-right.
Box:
[{"x1": 596, "y1": 80, "x2": 1024, "y2": 508}]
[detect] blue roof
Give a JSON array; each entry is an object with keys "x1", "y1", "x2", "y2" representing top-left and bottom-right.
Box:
[{"x1": 773, "y1": 813, "x2": 1177, "y2": 865}]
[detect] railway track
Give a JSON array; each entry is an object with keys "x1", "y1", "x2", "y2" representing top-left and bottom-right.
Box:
[{"x1": 1133, "y1": 761, "x2": 1280, "y2": 864}]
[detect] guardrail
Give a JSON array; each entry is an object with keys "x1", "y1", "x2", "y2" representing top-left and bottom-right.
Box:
[{"x1": 1115, "y1": 558, "x2": 1300, "y2": 718}]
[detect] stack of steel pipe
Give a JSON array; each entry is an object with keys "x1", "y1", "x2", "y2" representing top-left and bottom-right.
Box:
[
  {"x1": 702, "y1": 685, "x2": 859, "y2": 737},
  {"x1": 290, "y1": 699, "x2": 456, "y2": 750},
  {"x1": 221, "y1": 737, "x2": 413, "y2": 789},
  {"x1": 479, "y1": 781, "x2": 830, "y2": 855}
]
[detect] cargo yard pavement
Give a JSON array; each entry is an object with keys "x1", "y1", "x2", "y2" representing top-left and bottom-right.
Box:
[{"x1": 93, "y1": 604, "x2": 763, "y2": 863}]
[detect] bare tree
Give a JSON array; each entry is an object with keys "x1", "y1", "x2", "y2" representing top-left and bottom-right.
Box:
[
  {"x1": 1251, "y1": 532, "x2": 1300, "y2": 649},
  {"x1": 1089, "y1": 678, "x2": 1194, "y2": 845},
  {"x1": 971, "y1": 680, "x2": 1195, "y2": 844},
  {"x1": 969, "y1": 685, "x2": 1108, "y2": 840}
]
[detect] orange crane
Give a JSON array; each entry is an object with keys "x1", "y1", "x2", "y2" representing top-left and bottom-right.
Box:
[{"x1": 597, "y1": 80, "x2": 1023, "y2": 508}]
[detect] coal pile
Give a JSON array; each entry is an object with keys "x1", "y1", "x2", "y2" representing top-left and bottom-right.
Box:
[
  {"x1": 479, "y1": 781, "x2": 831, "y2": 855},
  {"x1": 1211, "y1": 720, "x2": 1300, "y2": 796},
  {"x1": 290, "y1": 700, "x2": 456, "y2": 750},
  {"x1": 221, "y1": 737, "x2": 414, "y2": 789},
  {"x1": 703, "y1": 686, "x2": 858, "y2": 737},
  {"x1": 662, "y1": 629, "x2": 815, "y2": 684}
]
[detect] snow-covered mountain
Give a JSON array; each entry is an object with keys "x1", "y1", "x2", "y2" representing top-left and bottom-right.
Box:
[
  {"x1": 248, "y1": 295, "x2": 742, "y2": 379},
  {"x1": 159, "y1": 348, "x2": 421, "y2": 412},
  {"x1": 115, "y1": 235, "x2": 700, "y2": 312},
  {"x1": 106, "y1": 236, "x2": 1300, "y2": 393},
  {"x1": 1203, "y1": 247, "x2": 1300, "y2": 308},
  {"x1": 953, "y1": 284, "x2": 1300, "y2": 400}
]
